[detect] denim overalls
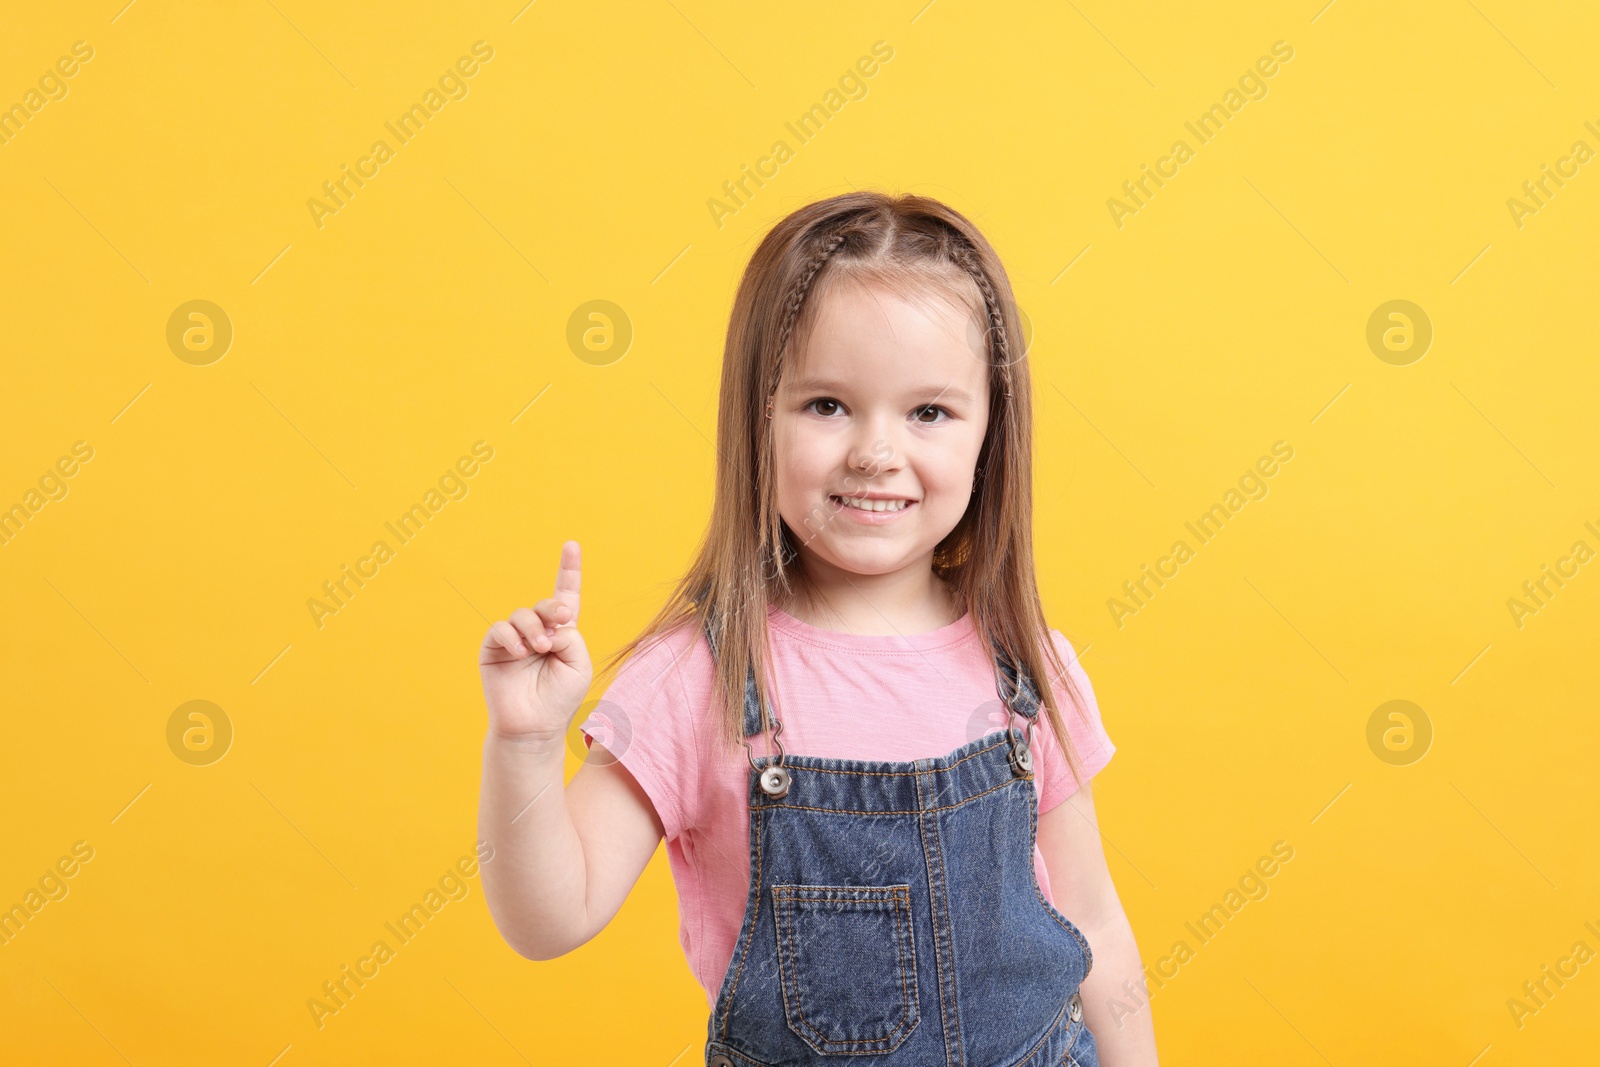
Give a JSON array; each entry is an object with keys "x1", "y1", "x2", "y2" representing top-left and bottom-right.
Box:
[{"x1": 703, "y1": 623, "x2": 1100, "y2": 1067}]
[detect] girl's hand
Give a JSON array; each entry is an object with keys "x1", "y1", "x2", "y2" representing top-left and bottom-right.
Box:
[{"x1": 479, "y1": 540, "x2": 593, "y2": 744}]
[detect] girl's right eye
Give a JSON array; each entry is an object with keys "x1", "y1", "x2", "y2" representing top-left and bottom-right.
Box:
[{"x1": 804, "y1": 398, "x2": 843, "y2": 417}]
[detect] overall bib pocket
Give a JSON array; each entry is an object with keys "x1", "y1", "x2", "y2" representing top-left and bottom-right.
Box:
[{"x1": 770, "y1": 883, "x2": 920, "y2": 1055}]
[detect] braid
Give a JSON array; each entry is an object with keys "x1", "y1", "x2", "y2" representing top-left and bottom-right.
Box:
[
  {"x1": 760, "y1": 229, "x2": 849, "y2": 594},
  {"x1": 774, "y1": 229, "x2": 851, "y2": 365},
  {"x1": 949, "y1": 243, "x2": 1013, "y2": 372}
]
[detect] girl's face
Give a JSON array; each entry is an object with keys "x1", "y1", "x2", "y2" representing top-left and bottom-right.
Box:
[{"x1": 771, "y1": 278, "x2": 991, "y2": 585}]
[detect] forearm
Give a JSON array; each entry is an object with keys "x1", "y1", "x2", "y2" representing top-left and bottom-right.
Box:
[
  {"x1": 1079, "y1": 908, "x2": 1159, "y2": 1065},
  {"x1": 477, "y1": 733, "x2": 589, "y2": 959}
]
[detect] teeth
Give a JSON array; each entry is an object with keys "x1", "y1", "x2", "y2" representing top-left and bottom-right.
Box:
[{"x1": 834, "y1": 496, "x2": 910, "y2": 512}]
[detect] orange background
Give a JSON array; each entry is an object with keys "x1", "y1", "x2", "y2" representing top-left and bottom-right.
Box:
[{"x1": 2, "y1": 1, "x2": 1596, "y2": 1063}]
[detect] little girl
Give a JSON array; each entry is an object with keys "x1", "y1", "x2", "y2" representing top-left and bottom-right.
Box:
[{"x1": 477, "y1": 191, "x2": 1159, "y2": 1066}]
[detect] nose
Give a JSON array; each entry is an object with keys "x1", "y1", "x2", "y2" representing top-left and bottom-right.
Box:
[{"x1": 846, "y1": 418, "x2": 901, "y2": 479}]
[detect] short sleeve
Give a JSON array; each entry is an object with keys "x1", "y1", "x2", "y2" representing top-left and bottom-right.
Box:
[
  {"x1": 577, "y1": 624, "x2": 709, "y2": 842},
  {"x1": 1031, "y1": 629, "x2": 1115, "y2": 816}
]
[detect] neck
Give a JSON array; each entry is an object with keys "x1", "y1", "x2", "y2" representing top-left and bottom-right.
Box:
[{"x1": 777, "y1": 552, "x2": 962, "y2": 635}]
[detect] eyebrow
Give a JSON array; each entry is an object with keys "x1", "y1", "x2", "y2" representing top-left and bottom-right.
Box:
[{"x1": 787, "y1": 377, "x2": 979, "y2": 404}]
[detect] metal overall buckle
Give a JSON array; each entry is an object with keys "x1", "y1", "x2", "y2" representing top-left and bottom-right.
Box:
[
  {"x1": 745, "y1": 708, "x2": 790, "y2": 798},
  {"x1": 1000, "y1": 659, "x2": 1034, "y2": 777},
  {"x1": 711, "y1": 619, "x2": 790, "y2": 799},
  {"x1": 1007, "y1": 713, "x2": 1034, "y2": 777}
]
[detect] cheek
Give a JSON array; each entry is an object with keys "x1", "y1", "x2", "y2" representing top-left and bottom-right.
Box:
[
  {"x1": 917, "y1": 437, "x2": 982, "y2": 494},
  {"x1": 773, "y1": 433, "x2": 832, "y2": 503}
]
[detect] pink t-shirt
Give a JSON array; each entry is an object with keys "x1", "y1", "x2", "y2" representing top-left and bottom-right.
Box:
[{"x1": 578, "y1": 604, "x2": 1115, "y2": 1005}]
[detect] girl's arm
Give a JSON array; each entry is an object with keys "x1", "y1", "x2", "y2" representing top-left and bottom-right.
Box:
[
  {"x1": 1038, "y1": 782, "x2": 1160, "y2": 1065},
  {"x1": 478, "y1": 735, "x2": 664, "y2": 960},
  {"x1": 475, "y1": 540, "x2": 666, "y2": 961}
]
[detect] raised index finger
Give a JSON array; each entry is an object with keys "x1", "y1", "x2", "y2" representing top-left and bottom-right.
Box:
[{"x1": 553, "y1": 540, "x2": 581, "y2": 622}]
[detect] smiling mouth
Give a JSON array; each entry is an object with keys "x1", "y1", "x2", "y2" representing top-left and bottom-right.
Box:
[{"x1": 830, "y1": 495, "x2": 914, "y2": 513}]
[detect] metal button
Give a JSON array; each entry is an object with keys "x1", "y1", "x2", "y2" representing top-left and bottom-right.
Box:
[
  {"x1": 1069, "y1": 992, "x2": 1083, "y2": 1022},
  {"x1": 759, "y1": 765, "x2": 790, "y2": 798},
  {"x1": 709, "y1": 1056, "x2": 734, "y2": 1067},
  {"x1": 1008, "y1": 738, "x2": 1032, "y2": 776}
]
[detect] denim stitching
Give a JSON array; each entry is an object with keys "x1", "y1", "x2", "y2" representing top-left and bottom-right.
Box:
[
  {"x1": 1055, "y1": 1015, "x2": 1082, "y2": 1067},
  {"x1": 978, "y1": 993, "x2": 1073, "y2": 1067},
  {"x1": 895, "y1": 887, "x2": 920, "y2": 1041},
  {"x1": 914, "y1": 768, "x2": 963, "y2": 1067},
  {"x1": 1004, "y1": 994, "x2": 1070, "y2": 1067},
  {"x1": 770, "y1": 885, "x2": 918, "y2": 1052},
  {"x1": 772, "y1": 885, "x2": 808, "y2": 1048},
  {"x1": 706, "y1": 1045, "x2": 774, "y2": 1067},
  {"x1": 1026, "y1": 776, "x2": 1094, "y2": 975},
  {"x1": 759, "y1": 774, "x2": 1029, "y2": 817},
  {"x1": 719, "y1": 803, "x2": 766, "y2": 1042},
  {"x1": 706, "y1": 998, "x2": 1074, "y2": 1067},
  {"x1": 774, "y1": 885, "x2": 916, "y2": 1050}
]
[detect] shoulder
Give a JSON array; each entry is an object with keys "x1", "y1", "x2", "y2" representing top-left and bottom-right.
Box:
[
  {"x1": 1042, "y1": 627, "x2": 1107, "y2": 732},
  {"x1": 1044, "y1": 629, "x2": 1097, "y2": 700},
  {"x1": 579, "y1": 617, "x2": 718, "y2": 840},
  {"x1": 1030, "y1": 628, "x2": 1115, "y2": 811},
  {"x1": 610, "y1": 616, "x2": 714, "y2": 692},
  {"x1": 591, "y1": 617, "x2": 720, "y2": 744}
]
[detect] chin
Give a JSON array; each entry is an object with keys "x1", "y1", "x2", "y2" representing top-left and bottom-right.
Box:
[{"x1": 816, "y1": 546, "x2": 926, "y2": 575}]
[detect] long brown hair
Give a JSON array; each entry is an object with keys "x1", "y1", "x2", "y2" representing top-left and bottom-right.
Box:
[{"x1": 595, "y1": 190, "x2": 1095, "y2": 790}]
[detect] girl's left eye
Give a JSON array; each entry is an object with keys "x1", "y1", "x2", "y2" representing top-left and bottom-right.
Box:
[{"x1": 913, "y1": 404, "x2": 951, "y2": 424}]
